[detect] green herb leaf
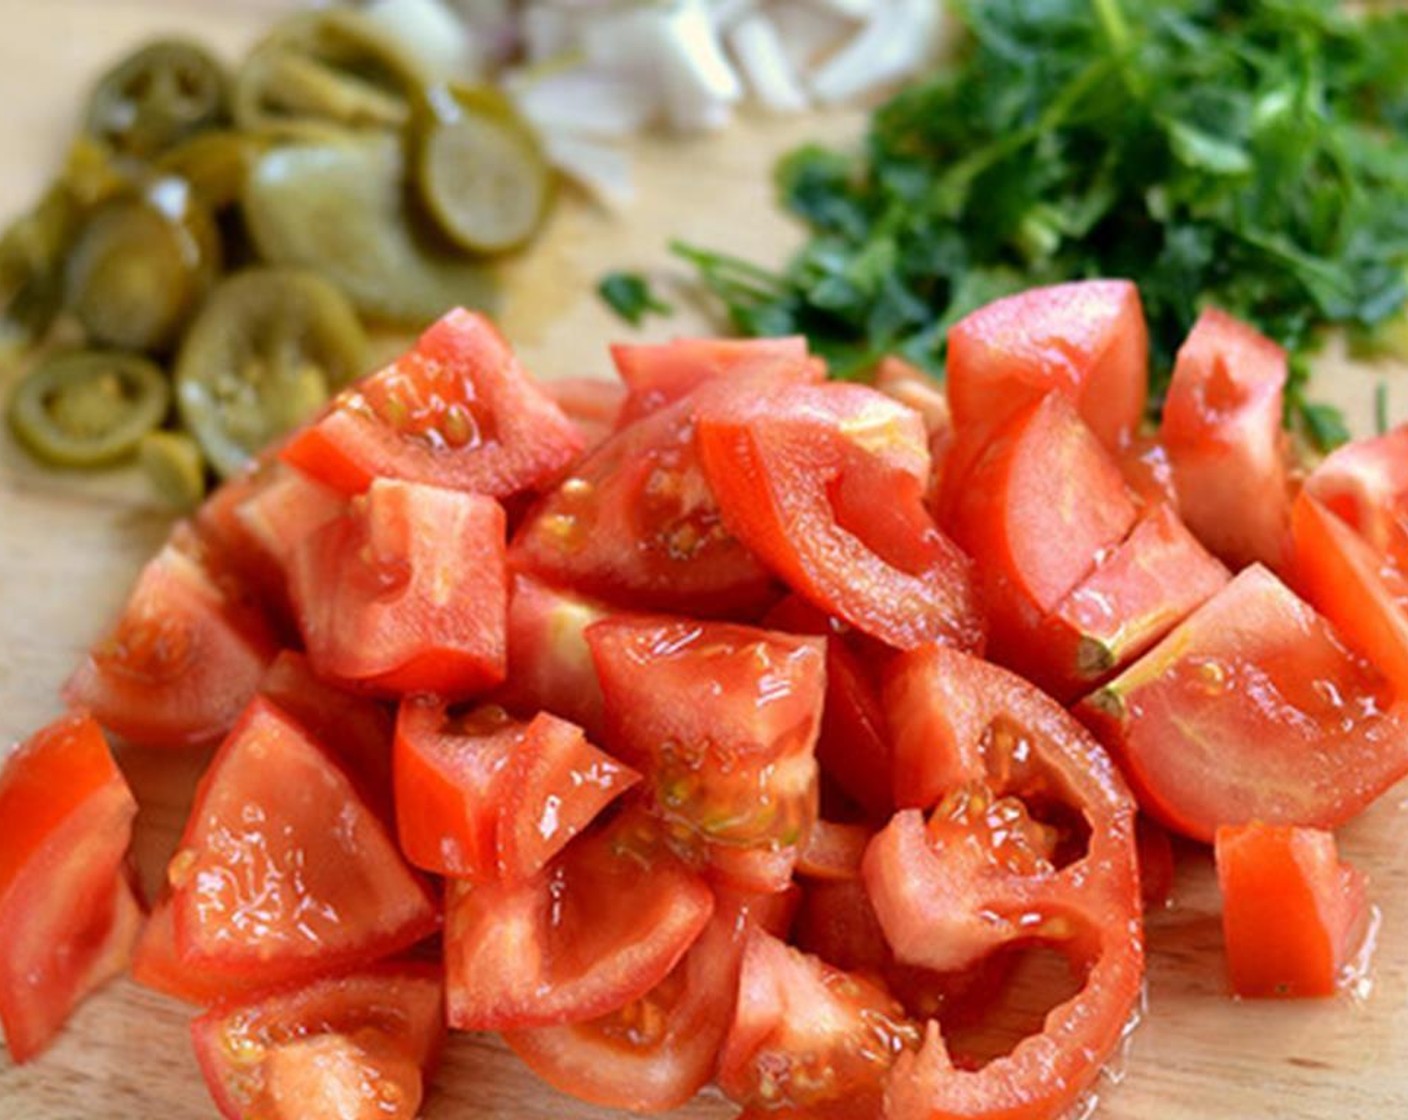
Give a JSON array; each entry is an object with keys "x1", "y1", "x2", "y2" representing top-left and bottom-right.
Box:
[{"x1": 598, "y1": 271, "x2": 673, "y2": 326}]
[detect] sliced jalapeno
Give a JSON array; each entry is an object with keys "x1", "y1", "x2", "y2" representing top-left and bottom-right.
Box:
[
  {"x1": 6, "y1": 349, "x2": 169, "y2": 467},
  {"x1": 243, "y1": 132, "x2": 496, "y2": 324},
  {"x1": 415, "y1": 84, "x2": 553, "y2": 255},
  {"x1": 155, "y1": 130, "x2": 260, "y2": 210},
  {"x1": 65, "y1": 179, "x2": 221, "y2": 353},
  {"x1": 139, "y1": 429, "x2": 207, "y2": 510},
  {"x1": 85, "y1": 38, "x2": 229, "y2": 159},
  {"x1": 233, "y1": 9, "x2": 428, "y2": 138},
  {"x1": 0, "y1": 187, "x2": 81, "y2": 348},
  {"x1": 175, "y1": 267, "x2": 366, "y2": 478}
]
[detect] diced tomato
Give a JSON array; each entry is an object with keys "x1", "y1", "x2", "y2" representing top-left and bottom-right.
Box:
[
  {"x1": 1137, "y1": 815, "x2": 1177, "y2": 910},
  {"x1": 863, "y1": 648, "x2": 1143, "y2": 1120},
  {"x1": 290, "y1": 478, "x2": 507, "y2": 697},
  {"x1": 63, "y1": 541, "x2": 277, "y2": 749},
  {"x1": 541, "y1": 375, "x2": 625, "y2": 453},
  {"x1": 281, "y1": 308, "x2": 583, "y2": 497},
  {"x1": 717, "y1": 928, "x2": 919, "y2": 1119},
  {"x1": 942, "y1": 392, "x2": 1138, "y2": 676},
  {"x1": 1117, "y1": 435, "x2": 1180, "y2": 511},
  {"x1": 1077, "y1": 565, "x2": 1408, "y2": 842},
  {"x1": 191, "y1": 963, "x2": 445, "y2": 1120},
  {"x1": 503, "y1": 888, "x2": 793, "y2": 1112},
  {"x1": 394, "y1": 699, "x2": 638, "y2": 881},
  {"x1": 1031, "y1": 502, "x2": 1230, "y2": 701},
  {"x1": 0, "y1": 714, "x2": 142, "y2": 1063},
  {"x1": 228, "y1": 462, "x2": 347, "y2": 609},
  {"x1": 1290, "y1": 491, "x2": 1408, "y2": 700},
  {"x1": 444, "y1": 808, "x2": 715, "y2": 1030},
  {"x1": 169, "y1": 698, "x2": 438, "y2": 990},
  {"x1": 512, "y1": 387, "x2": 777, "y2": 616},
  {"x1": 588, "y1": 618, "x2": 825, "y2": 892},
  {"x1": 1160, "y1": 307, "x2": 1291, "y2": 570},
  {"x1": 131, "y1": 892, "x2": 267, "y2": 1007},
  {"x1": 1214, "y1": 823, "x2": 1368, "y2": 999},
  {"x1": 795, "y1": 819, "x2": 873, "y2": 882},
  {"x1": 258, "y1": 650, "x2": 395, "y2": 821},
  {"x1": 873, "y1": 356, "x2": 952, "y2": 455},
  {"x1": 695, "y1": 379, "x2": 982, "y2": 651},
  {"x1": 492, "y1": 574, "x2": 619, "y2": 741},
  {"x1": 762, "y1": 593, "x2": 897, "y2": 819},
  {"x1": 1303, "y1": 423, "x2": 1408, "y2": 571},
  {"x1": 612, "y1": 336, "x2": 819, "y2": 428},
  {"x1": 945, "y1": 279, "x2": 1149, "y2": 452}
]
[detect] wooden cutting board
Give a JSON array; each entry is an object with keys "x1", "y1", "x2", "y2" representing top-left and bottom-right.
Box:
[{"x1": 2, "y1": 3, "x2": 1408, "y2": 1118}]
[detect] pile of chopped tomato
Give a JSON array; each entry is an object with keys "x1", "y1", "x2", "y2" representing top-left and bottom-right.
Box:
[{"x1": 4, "y1": 288, "x2": 1407, "y2": 1119}]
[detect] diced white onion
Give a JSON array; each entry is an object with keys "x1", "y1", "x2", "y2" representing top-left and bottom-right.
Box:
[
  {"x1": 728, "y1": 13, "x2": 809, "y2": 114},
  {"x1": 510, "y1": 68, "x2": 657, "y2": 138},
  {"x1": 364, "y1": 0, "x2": 482, "y2": 81},
  {"x1": 810, "y1": 0, "x2": 945, "y2": 105},
  {"x1": 543, "y1": 132, "x2": 637, "y2": 209}
]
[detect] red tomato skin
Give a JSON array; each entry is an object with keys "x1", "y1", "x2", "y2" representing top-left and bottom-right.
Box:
[
  {"x1": 695, "y1": 379, "x2": 983, "y2": 652},
  {"x1": 1032, "y1": 502, "x2": 1231, "y2": 701},
  {"x1": 281, "y1": 308, "x2": 583, "y2": 497},
  {"x1": 1161, "y1": 307, "x2": 1291, "y2": 570},
  {"x1": 132, "y1": 893, "x2": 270, "y2": 1007},
  {"x1": 170, "y1": 698, "x2": 439, "y2": 991},
  {"x1": 63, "y1": 542, "x2": 277, "y2": 749},
  {"x1": 512, "y1": 387, "x2": 777, "y2": 617},
  {"x1": 588, "y1": 618, "x2": 826, "y2": 893},
  {"x1": 612, "y1": 336, "x2": 820, "y2": 428},
  {"x1": 1215, "y1": 823, "x2": 1368, "y2": 998},
  {"x1": 443, "y1": 810, "x2": 716, "y2": 1031},
  {"x1": 1077, "y1": 565, "x2": 1408, "y2": 843},
  {"x1": 945, "y1": 279, "x2": 1149, "y2": 452},
  {"x1": 503, "y1": 888, "x2": 793, "y2": 1112},
  {"x1": 1289, "y1": 491, "x2": 1408, "y2": 701},
  {"x1": 942, "y1": 392, "x2": 1138, "y2": 675},
  {"x1": 190, "y1": 963, "x2": 445, "y2": 1120},
  {"x1": 0, "y1": 713, "x2": 141, "y2": 1062},
  {"x1": 290, "y1": 478, "x2": 508, "y2": 698},
  {"x1": 1303, "y1": 423, "x2": 1408, "y2": 571},
  {"x1": 392, "y1": 700, "x2": 520, "y2": 879}
]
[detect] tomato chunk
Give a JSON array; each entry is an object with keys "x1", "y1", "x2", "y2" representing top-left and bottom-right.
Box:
[
  {"x1": 169, "y1": 698, "x2": 438, "y2": 990},
  {"x1": 942, "y1": 392, "x2": 1138, "y2": 676},
  {"x1": 696, "y1": 379, "x2": 982, "y2": 651},
  {"x1": 132, "y1": 892, "x2": 267, "y2": 1008},
  {"x1": 717, "y1": 928, "x2": 919, "y2": 1119},
  {"x1": 945, "y1": 279, "x2": 1148, "y2": 451},
  {"x1": 1303, "y1": 423, "x2": 1408, "y2": 571},
  {"x1": 504, "y1": 888, "x2": 792, "y2": 1112},
  {"x1": 0, "y1": 714, "x2": 141, "y2": 1062},
  {"x1": 1077, "y1": 565, "x2": 1408, "y2": 842},
  {"x1": 1032, "y1": 502, "x2": 1230, "y2": 701},
  {"x1": 1290, "y1": 491, "x2": 1408, "y2": 701},
  {"x1": 393, "y1": 700, "x2": 638, "y2": 881},
  {"x1": 1215, "y1": 823, "x2": 1368, "y2": 999},
  {"x1": 513, "y1": 387, "x2": 776, "y2": 616},
  {"x1": 444, "y1": 808, "x2": 715, "y2": 1030},
  {"x1": 612, "y1": 336, "x2": 820, "y2": 427},
  {"x1": 589, "y1": 618, "x2": 825, "y2": 892},
  {"x1": 1160, "y1": 307, "x2": 1291, "y2": 570},
  {"x1": 541, "y1": 375, "x2": 625, "y2": 453},
  {"x1": 191, "y1": 964, "x2": 444, "y2": 1120},
  {"x1": 63, "y1": 541, "x2": 276, "y2": 749},
  {"x1": 282, "y1": 308, "x2": 582, "y2": 496},
  {"x1": 290, "y1": 478, "x2": 507, "y2": 697}
]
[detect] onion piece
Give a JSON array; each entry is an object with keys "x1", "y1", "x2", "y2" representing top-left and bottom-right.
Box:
[
  {"x1": 810, "y1": 0, "x2": 945, "y2": 106},
  {"x1": 729, "y1": 14, "x2": 809, "y2": 114}
]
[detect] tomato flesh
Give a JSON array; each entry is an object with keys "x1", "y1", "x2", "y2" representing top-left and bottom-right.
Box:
[
  {"x1": 513, "y1": 387, "x2": 777, "y2": 616},
  {"x1": 1215, "y1": 822, "x2": 1368, "y2": 999},
  {"x1": 191, "y1": 964, "x2": 444, "y2": 1120},
  {"x1": 444, "y1": 808, "x2": 715, "y2": 1030},
  {"x1": 696, "y1": 379, "x2": 983, "y2": 651},
  {"x1": 945, "y1": 279, "x2": 1149, "y2": 452},
  {"x1": 290, "y1": 478, "x2": 507, "y2": 697},
  {"x1": 170, "y1": 698, "x2": 438, "y2": 990},
  {"x1": 1303, "y1": 422, "x2": 1408, "y2": 571},
  {"x1": 1160, "y1": 307, "x2": 1291, "y2": 570},
  {"x1": 589, "y1": 618, "x2": 825, "y2": 892},
  {"x1": 541, "y1": 375, "x2": 624, "y2": 453},
  {"x1": 63, "y1": 541, "x2": 276, "y2": 749},
  {"x1": 1077, "y1": 564, "x2": 1408, "y2": 842},
  {"x1": 281, "y1": 308, "x2": 583, "y2": 497},
  {"x1": 0, "y1": 713, "x2": 140, "y2": 1062}
]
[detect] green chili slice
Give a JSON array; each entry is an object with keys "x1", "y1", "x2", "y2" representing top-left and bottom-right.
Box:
[{"x1": 84, "y1": 38, "x2": 229, "y2": 159}]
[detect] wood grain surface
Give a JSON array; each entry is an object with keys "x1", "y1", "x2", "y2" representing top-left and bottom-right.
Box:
[{"x1": 2, "y1": 3, "x2": 1408, "y2": 1119}]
